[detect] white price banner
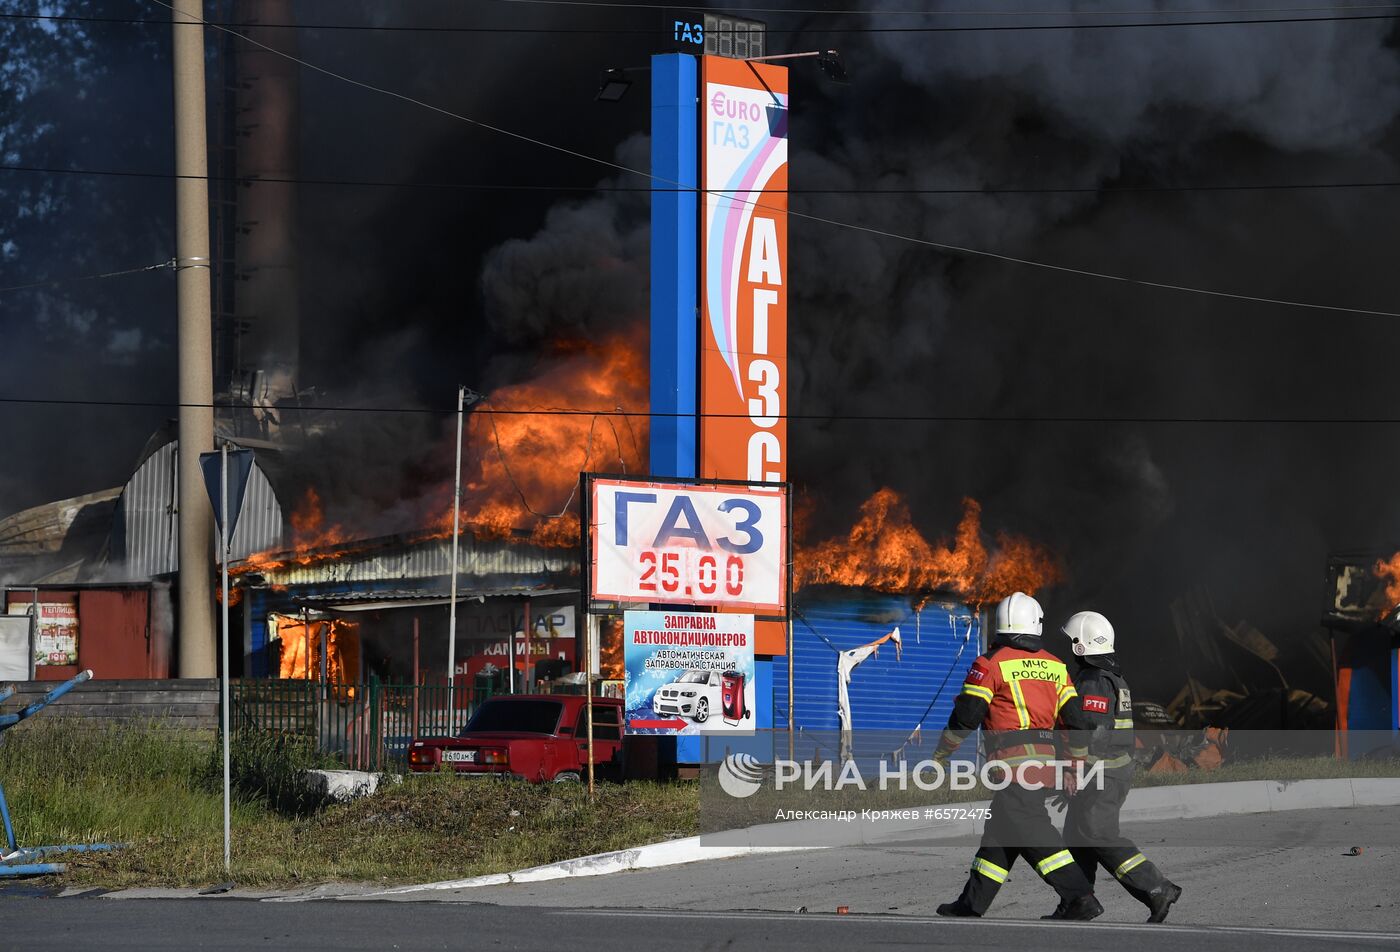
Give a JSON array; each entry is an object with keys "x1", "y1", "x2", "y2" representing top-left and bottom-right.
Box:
[{"x1": 590, "y1": 478, "x2": 787, "y2": 614}]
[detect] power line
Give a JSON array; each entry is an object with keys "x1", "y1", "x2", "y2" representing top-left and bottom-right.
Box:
[
  {"x1": 1, "y1": 394, "x2": 1398, "y2": 425},
  {"x1": 6, "y1": 162, "x2": 1400, "y2": 195},
  {"x1": 145, "y1": 0, "x2": 1400, "y2": 320},
  {"x1": 0, "y1": 259, "x2": 174, "y2": 295},
  {"x1": 5, "y1": 8, "x2": 1400, "y2": 32}
]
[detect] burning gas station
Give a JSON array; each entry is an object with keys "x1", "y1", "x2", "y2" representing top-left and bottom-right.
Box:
[
  {"x1": 160, "y1": 19, "x2": 1052, "y2": 772},
  {"x1": 0, "y1": 11, "x2": 1387, "y2": 774}
]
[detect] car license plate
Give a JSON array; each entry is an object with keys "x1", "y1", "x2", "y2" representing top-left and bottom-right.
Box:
[{"x1": 442, "y1": 750, "x2": 477, "y2": 763}]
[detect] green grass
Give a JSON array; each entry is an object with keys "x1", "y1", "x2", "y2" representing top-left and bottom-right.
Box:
[
  {"x1": 0, "y1": 720, "x2": 696, "y2": 888},
  {"x1": 0, "y1": 719, "x2": 235, "y2": 849}
]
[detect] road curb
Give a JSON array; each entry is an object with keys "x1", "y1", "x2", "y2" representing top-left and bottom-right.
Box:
[
  {"x1": 360, "y1": 776, "x2": 1400, "y2": 897},
  {"x1": 1122, "y1": 777, "x2": 1400, "y2": 821},
  {"x1": 361, "y1": 841, "x2": 809, "y2": 897}
]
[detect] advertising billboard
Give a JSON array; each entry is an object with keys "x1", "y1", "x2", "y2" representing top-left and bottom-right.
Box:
[
  {"x1": 589, "y1": 476, "x2": 787, "y2": 614},
  {"x1": 699, "y1": 55, "x2": 788, "y2": 486},
  {"x1": 623, "y1": 609, "x2": 755, "y2": 735}
]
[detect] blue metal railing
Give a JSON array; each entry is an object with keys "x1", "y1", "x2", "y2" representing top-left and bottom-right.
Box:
[{"x1": 0, "y1": 670, "x2": 118, "y2": 877}]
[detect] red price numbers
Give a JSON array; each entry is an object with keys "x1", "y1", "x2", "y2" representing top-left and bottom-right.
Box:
[{"x1": 637, "y1": 551, "x2": 745, "y2": 598}]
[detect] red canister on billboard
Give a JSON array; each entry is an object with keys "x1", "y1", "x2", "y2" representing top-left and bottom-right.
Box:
[{"x1": 721, "y1": 670, "x2": 749, "y2": 725}]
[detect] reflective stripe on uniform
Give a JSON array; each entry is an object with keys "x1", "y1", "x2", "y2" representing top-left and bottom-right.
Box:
[
  {"x1": 972, "y1": 858, "x2": 1010, "y2": 883},
  {"x1": 1056, "y1": 682, "x2": 1078, "y2": 714},
  {"x1": 1113, "y1": 718, "x2": 1134, "y2": 729},
  {"x1": 1081, "y1": 753, "x2": 1133, "y2": 769},
  {"x1": 961, "y1": 683, "x2": 994, "y2": 703},
  {"x1": 1036, "y1": 850, "x2": 1075, "y2": 876},
  {"x1": 1115, "y1": 853, "x2": 1147, "y2": 878},
  {"x1": 997, "y1": 751, "x2": 1057, "y2": 766},
  {"x1": 1008, "y1": 679, "x2": 1031, "y2": 729}
]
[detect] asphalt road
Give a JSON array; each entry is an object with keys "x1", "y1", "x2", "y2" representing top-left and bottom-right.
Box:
[
  {"x1": 375, "y1": 805, "x2": 1400, "y2": 932},
  {"x1": 2, "y1": 900, "x2": 1399, "y2": 951},
  {"x1": 0, "y1": 806, "x2": 1395, "y2": 950}
]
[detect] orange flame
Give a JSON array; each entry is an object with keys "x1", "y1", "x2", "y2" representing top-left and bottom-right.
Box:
[
  {"x1": 599, "y1": 615, "x2": 624, "y2": 680},
  {"x1": 1374, "y1": 553, "x2": 1400, "y2": 616},
  {"x1": 445, "y1": 335, "x2": 647, "y2": 547},
  {"x1": 276, "y1": 616, "x2": 361, "y2": 681},
  {"x1": 233, "y1": 339, "x2": 647, "y2": 574},
  {"x1": 794, "y1": 489, "x2": 1062, "y2": 606},
  {"x1": 235, "y1": 487, "x2": 352, "y2": 575}
]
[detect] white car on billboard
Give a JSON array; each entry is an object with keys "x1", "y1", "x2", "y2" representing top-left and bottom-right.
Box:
[{"x1": 653, "y1": 669, "x2": 723, "y2": 723}]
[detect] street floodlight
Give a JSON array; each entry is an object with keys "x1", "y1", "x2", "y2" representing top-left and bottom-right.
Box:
[
  {"x1": 818, "y1": 51, "x2": 849, "y2": 84},
  {"x1": 747, "y1": 49, "x2": 850, "y2": 85},
  {"x1": 596, "y1": 68, "x2": 633, "y2": 103}
]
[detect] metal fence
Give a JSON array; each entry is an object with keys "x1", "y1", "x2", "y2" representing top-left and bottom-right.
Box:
[{"x1": 230, "y1": 678, "x2": 500, "y2": 771}]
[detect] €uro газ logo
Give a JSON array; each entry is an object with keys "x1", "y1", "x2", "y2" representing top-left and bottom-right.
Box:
[{"x1": 717, "y1": 752, "x2": 765, "y2": 798}]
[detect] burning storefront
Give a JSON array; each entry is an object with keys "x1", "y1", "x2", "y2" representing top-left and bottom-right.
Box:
[{"x1": 232, "y1": 526, "x2": 579, "y2": 694}]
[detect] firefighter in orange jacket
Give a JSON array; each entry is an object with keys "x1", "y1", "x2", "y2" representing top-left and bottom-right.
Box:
[{"x1": 934, "y1": 592, "x2": 1103, "y2": 921}]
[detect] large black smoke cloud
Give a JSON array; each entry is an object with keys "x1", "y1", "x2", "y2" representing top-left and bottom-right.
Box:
[
  {"x1": 456, "y1": 4, "x2": 1400, "y2": 694},
  {"x1": 4, "y1": 2, "x2": 1400, "y2": 697}
]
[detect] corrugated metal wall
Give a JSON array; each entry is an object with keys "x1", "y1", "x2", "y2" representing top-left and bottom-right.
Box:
[
  {"x1": 776, "y1": 590, "x2": 981, "y2": 760},
  {"x1": 115, "y1": 441, "x2": 284, "y2": 579}
]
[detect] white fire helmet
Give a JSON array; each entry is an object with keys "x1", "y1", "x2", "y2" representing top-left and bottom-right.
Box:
[
  {"x1": 994, "y1": 592, "x2": 1043, "y2": 637},
  {"x1": 1063, "y1": 611, "x2": 1116, "y2": 656}
]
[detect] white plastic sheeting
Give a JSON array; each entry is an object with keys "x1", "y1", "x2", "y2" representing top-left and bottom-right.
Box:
[{"x1": 0, "y1": 614, "x2": 33, "y2": 680}]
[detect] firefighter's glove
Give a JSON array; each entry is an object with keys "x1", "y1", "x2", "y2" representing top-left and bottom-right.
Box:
[
  {"x1": 1049, "y1": 793, "x2": 1069, "y2": 813},
  {"x1": 1061, "y1": 756, "x2": 1084, "y2": 798}
]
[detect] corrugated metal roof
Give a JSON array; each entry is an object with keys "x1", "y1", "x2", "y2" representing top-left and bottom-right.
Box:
[
  {"x1": 249, "y1": 532, "x2": 573, "y2": 586},
  {"x1": 114, "y1": 440, "x2": 284, "y2": 580},
  {"x1": 295, "y1": 587, "x2": 577, "y2": 611}
]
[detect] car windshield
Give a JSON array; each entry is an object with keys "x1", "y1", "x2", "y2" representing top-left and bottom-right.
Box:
[
  {"x1": 462, "y1": 699, "x2": 563, "y2": 735},
  {"x1": 677, "y1": 670, "x2": 710, "y2": 684}
]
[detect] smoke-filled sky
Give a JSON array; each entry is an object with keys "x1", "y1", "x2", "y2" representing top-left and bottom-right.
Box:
[{"x1": 2, "y1": 1, "x2": 1399, "y2": 693}]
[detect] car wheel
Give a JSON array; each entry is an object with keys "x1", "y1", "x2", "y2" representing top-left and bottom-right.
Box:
[
  {"x1": 694, "y1": 698, "x2": 709, "y2": 723},
  {"x1": 553, "y1": 770, "x2": 582, "y2": 783}
]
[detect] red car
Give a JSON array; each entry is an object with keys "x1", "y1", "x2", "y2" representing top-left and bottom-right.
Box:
[{"x1": 407, "y1": 694, "x2": 623, "y2": 783}]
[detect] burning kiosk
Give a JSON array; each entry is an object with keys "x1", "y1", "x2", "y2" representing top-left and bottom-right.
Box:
[{"x1": 1322, "y1": 550, "x2": 1400, "y2": 755}]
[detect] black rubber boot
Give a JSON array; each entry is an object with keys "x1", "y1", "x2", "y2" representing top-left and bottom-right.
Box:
[
  {"x1": 1040, "y1": 899, "x2": 1070, "y2": 920},
  {"x1": 1059, "y1": 895, "x2": 1104, "y2": 922},
  {"x1": 1145, "y1": 882, "x2": 1182, "y2": 923},
  {"x1": 936, "y1": 900, "x2": 981, "y2": 918}
]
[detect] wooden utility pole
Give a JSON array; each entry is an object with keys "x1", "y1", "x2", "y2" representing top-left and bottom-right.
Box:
[{"x1": 172, "y1": 0, "x2": 216, "y2": 677}]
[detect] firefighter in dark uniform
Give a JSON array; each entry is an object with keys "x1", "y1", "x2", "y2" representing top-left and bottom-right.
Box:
[
  {"x1": 934, "y1": 592, "x2": 1103, "y2": 921},
  {"x1": 1050, "y1": 610, "x2": 1183, "y2": 923}
]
